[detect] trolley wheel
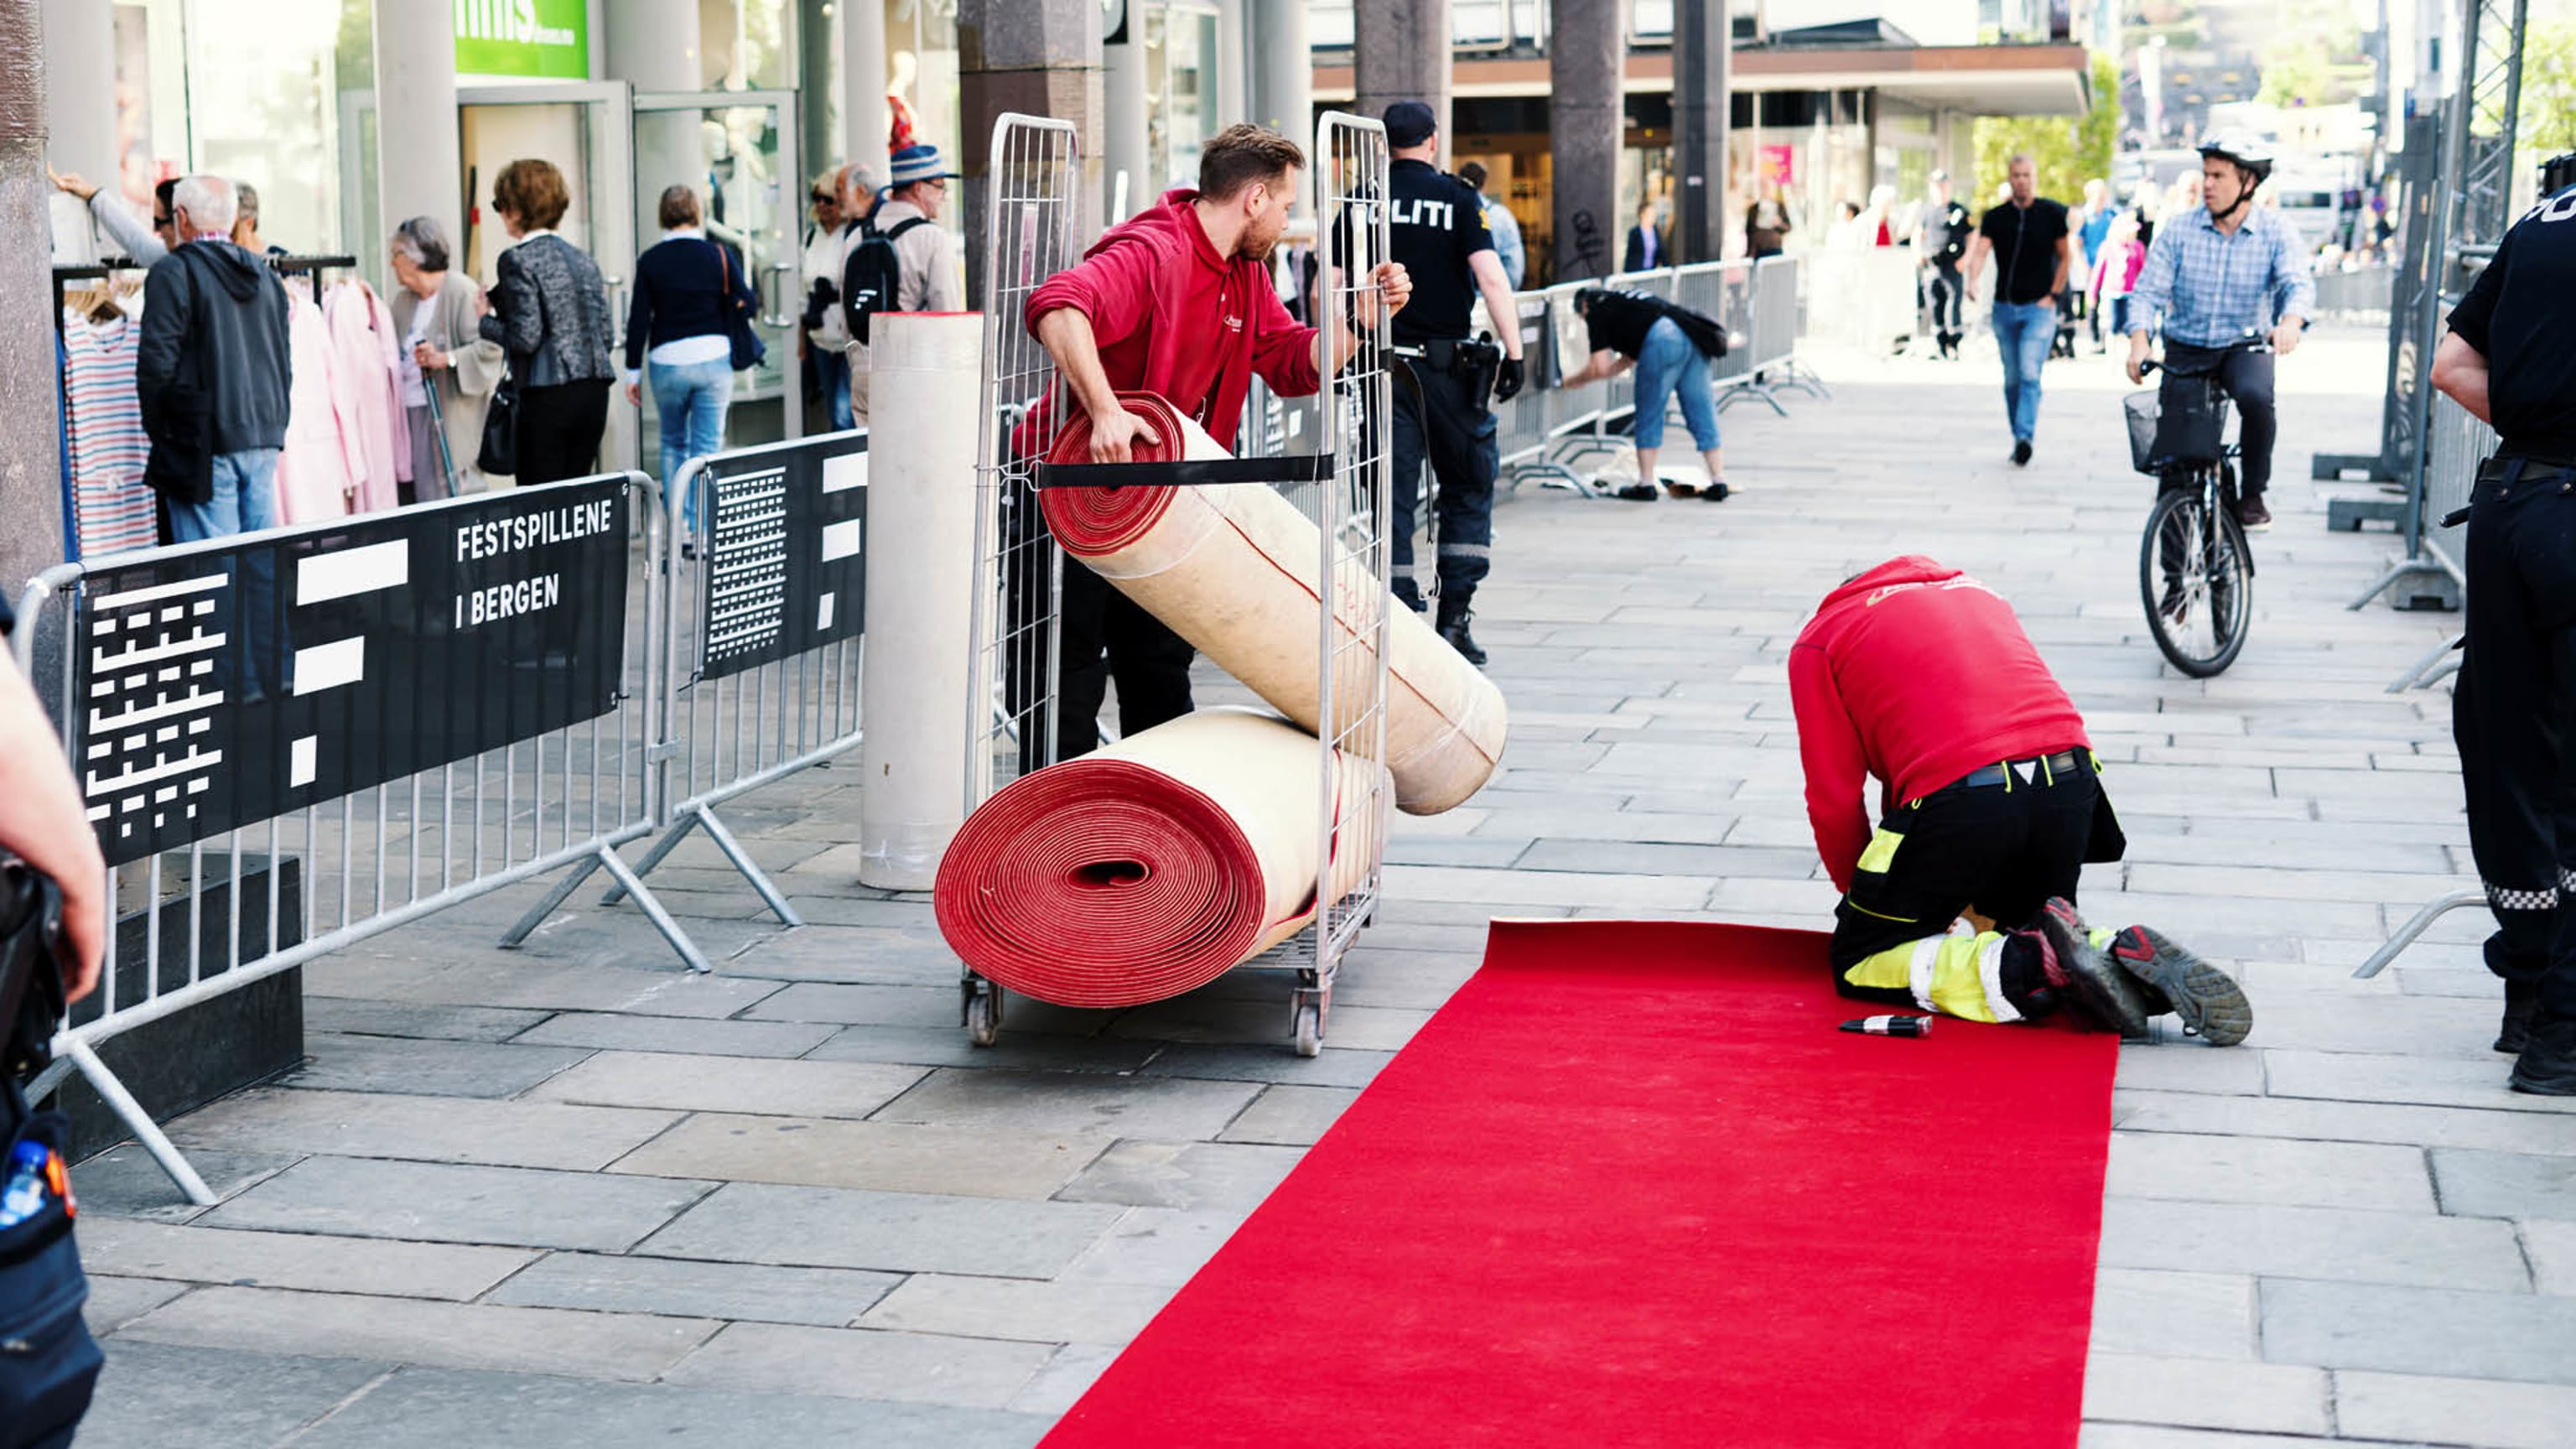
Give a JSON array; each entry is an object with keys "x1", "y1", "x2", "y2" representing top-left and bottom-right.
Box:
[
  {"x1": 1293, "y1": 1000, "x2": 1323, "y2": 1057},
  {"x1": 965, "y1": 986, "x2": 1002, "y2": 1047}
]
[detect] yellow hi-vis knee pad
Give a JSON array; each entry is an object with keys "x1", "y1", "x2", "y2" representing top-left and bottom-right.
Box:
[{"x1": 1841, "y1": 930, "x2": 2023, "y2": 1024}]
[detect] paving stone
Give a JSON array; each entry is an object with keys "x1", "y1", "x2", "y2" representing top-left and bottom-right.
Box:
[
  {"x1": 610, "y1": 1114, "x2": 1108, "y2": 1198},
  {"x1": 2111, "y1": 1090, "x2": 2576, "y2": 1158},
  {"x1": 636, "y1": 1182, "x2": 1124, "y2": 1277},
  {"x1": 741, "y1": 981, "x2": 976, "y2": 1026},
  {"x1": 2088, "y1": 1269, "x2": 2257, "y2": 1363},
  {"x1": 1057, "y1": 1207, "x2": 1247, "y2": 1286},
  {"x1": 1009, "y1": 1343, "x2": 1123, "y2": 1416},
  {"x1": 2108, "y1": 1046, "x2": 2267, "y2": 1096},
  {"x1": 486, "y1": 1251, "x2": 901, "y2": 1326},
  {"x1": 724, "y1": 928, "x2": 967, "y2": 984},
  {"x1": 84, "y1": 1275, "x2": 190, "y2": 1334},
  {"x1": 2080, "y1": 1353, "x2": 2329, "y2": 1436},
  {"x1": 509, "y1": 1010, "x2": 840, "y2": 1058},
  {"x1": 860, "y1": 1274, "x2": 1173, "y2": 1344},
  {"x1": 2263, "y1": 1049, "x2": 2576, "y2": 1114},
  {"x1": 293, "y1": 1366, "x2": 1052, "y2": 1448},
  {"x1": 2106, "y1": 1132, "x2": 2434, "y2": 1212},
  {"x1": 303, "y1": 999, "x2": 557, "y2": 1042},
  {"x1": 283, "y1": 1032, "x2": 596, "y2": 1099},
  {"x1": 79, "y1": 1218, "x2": 533, "y2": 1300},
  {"x1": 1216, "y1": 1084, "x2": 1362, "y2": 1146},
  {"x1": 803, "y1": 1024, "x2": 1163, "y2": 1073},
  {"x1": 2428, "y1": 1148, "x2": 2576, "y2": 1222},
  {"x1": 203, "y1": 1156, "x2": 714, "y2": 1251},
  {"x1": 1105, "y1": 994, "x2": 1433, "y2": 1052},
  {"x1": 1380, "y1": 863, "x2": 1712, "y2": 910},
  {"x1": 2259, "y1": 1279, "x2": 2576, "y2": 1384},
  {"x1": 1136, "y1": 1043, "x2": 1395, "y2": 1088},
  {"x1": 2334, "y1": 1369, "x2": 2576, "y2": 1449},
  {"x1": 306, "y1": 954, "x2": 783, "y2": 1018},
  {"x1": 2525, "y1": 1218, "x2": 2576, "y2": 1295},
  {"x1": 662, "y1": 1322, "x2": 1056, "y2": 1408},
  {"x1": 118, "y1": 1285, "x2": 717, "y2": 1380},
  {"x1": 72, "y1": 1145, "x2": 300, "y2": 1221},
  {"x1": 71, "y1": 1340, "x2": 393, "y2": 1448},
  {"x1": 871, "y1": 1067, "x2": 1261, "y2": 1140},
  {"x1": 2075, "y1": 1426, "x2": 2402, "y2": 1449},
  {"x1": 1055, "y1": 1140, "x2": 1304, "y2": 1213},
  {"x1": 527, "y1": 1050, "x2": 927, "y2": 1118},
  {"x1": 2096, "y1": 1198, "x2": 2530, "y2": 1291},
  {"x1": 167, "y1": 1087, "x2": 678, "y2": 1171}
]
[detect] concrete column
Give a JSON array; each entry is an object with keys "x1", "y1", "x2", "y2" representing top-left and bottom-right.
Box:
[
  {"x1": 1550, "y1": 0, "x2": 1623, "y2": 282},
  {"x1": 1353, "y1": 0, "x2": 1449, "y2": 153},
  {"x1": 1104, "y1": 10, "x2": 1147, "y2": 218},
  {"x1": 0, "y1": 0, "x2": 63, "y2": 595},
  {"x1": 609, "y1": 0, "x2": 705, "y2": 216},
  {"x1": 957, "y1": 0, "x2": 1104, "y2": 304},
  {"x1": 798, "y1": 0, "x2": 840, "y2": 181},
  {"x1": 373, "y1": 0, "x2": 463, "y2": 250},
  {"x1": 1213, "y1": 0, "x2": 1246, "y2": 133},
  {"x1": 1671, "y1": 0, "x2": 1727, "y2": 262},
  {"x1": 1249, "y1": 0, "x2": 1311, "y2": 216},
  {"x1": 845, "y1": 0, "x2": 889, "y2": 174}
]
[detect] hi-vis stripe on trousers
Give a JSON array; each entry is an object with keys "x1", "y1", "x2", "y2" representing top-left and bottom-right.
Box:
[{"x1": 1840, "y1": 924, "x2": 2116, "y2": 1024}]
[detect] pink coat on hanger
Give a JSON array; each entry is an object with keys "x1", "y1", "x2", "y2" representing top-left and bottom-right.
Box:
[
  {"x1": 325, "y1": 279, "x2": 405, "y2": 512},
  {"x1": 276, "y1": 287, "x2": 357, "y2": 524}
]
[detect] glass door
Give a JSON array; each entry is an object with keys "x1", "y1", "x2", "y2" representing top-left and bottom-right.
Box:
[
  {"x1": 633, "y1": 90, "x2": 802, "y2": 445},
  {"x1": 457, "y1": 82, "x2": 640, "y2": 475}
]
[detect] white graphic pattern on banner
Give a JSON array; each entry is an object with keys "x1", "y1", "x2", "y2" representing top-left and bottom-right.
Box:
[
  {"x1": 82, "y1": 572, "x2": 228, "y2": 844},
  {"x1": 706, "y1": 465, "x2": 789, "y2": 665}
]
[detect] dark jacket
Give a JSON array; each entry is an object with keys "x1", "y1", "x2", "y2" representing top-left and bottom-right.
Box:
[
  {"x1": 624, "y1": 235, "x2": 756, "y2": 372},
  {"x1": 136, "y1": 240, "x2": 292, "y2": 502},
  {"x1": 479, "y1": 232, "x2": 614, "y2": 387},
  {"x1": 1623, "y1": 224, "x2": 1667, "y2": 273}
]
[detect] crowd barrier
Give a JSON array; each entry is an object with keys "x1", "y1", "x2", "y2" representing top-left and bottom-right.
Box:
[
  {"x1": 10, "y1": 472, "x2": 682, "y2": 1203},
  {"x1": 2311, "y1": 263, "x2": 2396, "y2": 325},
  {"x1": 604, "y1": 431, "x2": 872, "y2": 926}
]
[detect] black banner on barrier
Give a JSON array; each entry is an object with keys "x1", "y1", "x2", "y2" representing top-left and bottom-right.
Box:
[
  {"x1": 75, "y1": 477, "x2": 631, "y2": 866},
  {"x1": 697, "y1": 433, "x2": 869, "y2": 681}
]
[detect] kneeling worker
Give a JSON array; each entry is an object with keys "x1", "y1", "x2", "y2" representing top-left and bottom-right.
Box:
[{"x1": 1790, "y1": 557, "x2": 2252, "y2": 1041}]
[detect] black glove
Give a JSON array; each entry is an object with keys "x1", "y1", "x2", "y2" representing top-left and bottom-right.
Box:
[{"x1": 1493, "y1": 357, "x2": 1526, "y2": 403}]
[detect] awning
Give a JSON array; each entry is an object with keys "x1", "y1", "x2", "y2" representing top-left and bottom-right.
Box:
[{"x1": 1312, "y1": 43, "x2": 2090, "y2": 118}]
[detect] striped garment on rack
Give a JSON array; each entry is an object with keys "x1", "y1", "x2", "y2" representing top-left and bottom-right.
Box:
[{"x1": 64, "y1": 312, "x2": 157, "y2": 558}]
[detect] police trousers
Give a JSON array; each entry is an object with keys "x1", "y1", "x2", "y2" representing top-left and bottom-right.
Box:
[
  {"x1": 1390, "y1": 360, "x2": 1498, "y2": 610},
  {"x1": 2455, "y1": 454, "x2": 2576, "y2": 1021},
  {"x1": 1056, "y1": 558, "x2": 1195, "y2": 761}
]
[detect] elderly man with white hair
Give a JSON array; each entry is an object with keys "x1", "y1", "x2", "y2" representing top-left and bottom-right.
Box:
[{"x1": 135, "y1": 174, "x2": 293, "y2": 543}]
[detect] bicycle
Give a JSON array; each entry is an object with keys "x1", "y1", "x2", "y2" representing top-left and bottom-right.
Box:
[{"x1": 2125, "y1": 336, "x2": 2267, "y2": 677}]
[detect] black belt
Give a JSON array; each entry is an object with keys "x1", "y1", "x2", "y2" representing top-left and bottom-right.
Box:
[{"x1": 1947, "y1": 751, "x2": 2083, "y2": 791}]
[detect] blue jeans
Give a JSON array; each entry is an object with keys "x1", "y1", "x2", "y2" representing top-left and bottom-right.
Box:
[
  {"x1": 168, "y1": 448, "x2": 279, "y2": 543},
  {"x1": 1631, "y1": 317, "x2": 1721, "y2": 454},
  {"x1": 1990, "y1": 301, "x2": 2056, "y2": 442},
  {"x1": 813, "y1": 347, "x2": 854, "y2": 431},
  {"x1": 651, "y1": 356, "x2": 735, "y2": 533}
]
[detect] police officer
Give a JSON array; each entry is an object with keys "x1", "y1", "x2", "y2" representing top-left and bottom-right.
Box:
[
  {"x1": 1381, "y1": 101, "x2": 1525, "y2": 666},
  {"x1": 2428, "y1": 173, "x2": 2576, "y2": 1094}
]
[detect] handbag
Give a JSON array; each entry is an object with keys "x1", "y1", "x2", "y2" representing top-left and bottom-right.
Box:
[
  {"x1": 714, "y1": 242, "x2": 767, "y2": 373},
  {"x1": 0, "y1": 856, "x2": 101, "y2": 1449},
  {"x1": 477, "y1": 366, "x2": 521, "y2": 477}
]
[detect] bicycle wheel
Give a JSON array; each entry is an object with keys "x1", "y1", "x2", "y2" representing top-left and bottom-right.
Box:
[{"x1": 2140, "y1": 480, "x2": 2253, "y2": 677}]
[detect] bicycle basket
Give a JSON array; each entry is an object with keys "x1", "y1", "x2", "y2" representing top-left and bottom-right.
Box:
[
  {"x1": 2131, "y1": 377, "x2": 2227, "y2": 474},
  {"x1": 2123, "y1": 392, "x2": 2163, "y2": 474}
]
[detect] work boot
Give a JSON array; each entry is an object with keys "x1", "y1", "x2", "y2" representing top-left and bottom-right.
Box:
[
  {"x1": 1437, "y1": 600, "x2": 1487, "y2": 667},
  {"x1": 2105, "y1": 925, "x2": 2253, "y2": 1046},
  {"x1": 2499, "y1": 979, "x2": 2542, "y2": 1055},
  {"x1": 2028, "y1": 898, "x2": 2152, "y2": 1038},
  {"x1": 2511, "y1": 1013, "x2": 2576, "y2": 1096}
]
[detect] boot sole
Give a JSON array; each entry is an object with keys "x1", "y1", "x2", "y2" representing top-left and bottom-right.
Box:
[
  {"x1": 2121, "y1": 928, "x2": 2253, "y2": 1046},
  {"x1": 2510, "y1": 1062, "x2": 2576, "y2": 1095},
  {"x1": 2036, "y1": 904, "x2": 2151, "y2": 1038}
]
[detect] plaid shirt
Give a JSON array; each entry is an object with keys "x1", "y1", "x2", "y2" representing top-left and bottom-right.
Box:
[{"x1": 2128, "y1": 205, "x2": 2316, "y2": 348}]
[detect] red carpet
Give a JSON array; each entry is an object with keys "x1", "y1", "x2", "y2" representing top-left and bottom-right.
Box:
[{"x1": 1041, "y1": 919, "x2": 2118, "y2": 1448}]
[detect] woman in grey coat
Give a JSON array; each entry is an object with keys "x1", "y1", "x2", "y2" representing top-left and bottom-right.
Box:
[
  {"x1": 388, "y1": 216, "x2": 507, "y2": 499},
  {"x1": 477, "y1": 158, "x2": 615, "y2": 486}
]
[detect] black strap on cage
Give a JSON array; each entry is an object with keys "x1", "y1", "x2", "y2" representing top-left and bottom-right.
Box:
[{"x1": 1034, "y1": 454, "x2": 1337, "y2": 489}]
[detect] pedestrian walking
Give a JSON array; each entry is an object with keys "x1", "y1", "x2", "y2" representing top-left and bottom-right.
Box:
[
  {"x1": 623, "y1": 184, "x2": 758, "y2": 533},
  {"x1": 2426, "y1": 174, "x2": 2576, "y2": 1093},
  {"x1": 478, "y1": 158, "x2": 615, "y2": 486},
  {"x1": 1457, "y1": 162, "x2": 1524, "y2": 288},
  {"x1": 1560, "y1": 286, "x2": 1729, "y2": 501},
  {"x1": 136, "y1": 175, "x2": 292, "y2": 542},
  {"x1": 387, "y1": 216, "x2": 506, "y2": 501},
  {"x1": 844, "y1": 143, "x2": 963, "y2": 425},
  {"x1": 1378, "y1": 99, "x2": 1525, "y2": 665},
  {"x1": 1962, "y1": 153, "x2": 2071, "y2": 466},
  {"x1": 1746, "y1": 190, "x2": 1792, "y2": 260},
  {"x1": 1922, "y1": 171, "x2": 1971, "y2": 359},
  {"x1": 1623, "y1": 198, "x2": 1667, "y2": 272},
  {"x1": 2090, "y1": 213, "x2": 2145, "y2": 351},
  {"x1": 799, "y1": 169, "x2": 856, "y2": 431}
]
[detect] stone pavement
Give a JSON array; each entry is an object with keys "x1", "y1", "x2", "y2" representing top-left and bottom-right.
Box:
[{"x1": 61, "y1": 323, "x2": 2574, "y2": 1448}]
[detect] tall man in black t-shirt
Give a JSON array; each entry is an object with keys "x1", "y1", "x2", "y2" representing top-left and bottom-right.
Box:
[
  {"x1": 1379, "y1": 101, "x2": 1526, "y2": 666},
  {"x1": 1962, "y1": 154, "x2": 2071, "y2": 466},
  {"x1": 2428, "y1": 182, "x2": 2576, "y2": 1093}
]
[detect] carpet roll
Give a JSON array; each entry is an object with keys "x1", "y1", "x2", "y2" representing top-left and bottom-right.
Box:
[
  {"x1": 1041, "y1": 391, "x2": 1507, "y2": 816},
  {"x1": 934, "y1": 709, "x2": 1389, "y2": 1009}
]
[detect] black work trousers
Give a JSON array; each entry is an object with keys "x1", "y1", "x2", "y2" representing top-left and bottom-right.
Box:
[
  {"x1": 1056, "y1": 558, "x2": 1194, "y2": 761},
  {"x1": 2454, "y1": 455, "x2": 2576, "y2": 1021},
  {"x1": 2163, "y1": 340, "x2": 2277, "y2": 497},
  {"x1": 516, "y1": 378, "x2": 612, "y2": 486},
  {"x1": 1390, "y1": 358, "x2": 1498, "y2": 610}
]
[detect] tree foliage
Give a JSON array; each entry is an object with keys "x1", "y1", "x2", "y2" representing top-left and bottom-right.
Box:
[{"x1": 1975, "y1": 55, "x2": 2123, "y2": 208}]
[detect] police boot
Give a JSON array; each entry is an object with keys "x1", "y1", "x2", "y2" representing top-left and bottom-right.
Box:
[
  {"x1": 1436, "y1": 595, "x2": 1487, "y2": 667},
  {"x1": 2511, "y1": 1012, "x2": 2576, "y2": 1096},
  {"x1": 2103, "y1": 925, "x2": 2252, "y2": 1046}
]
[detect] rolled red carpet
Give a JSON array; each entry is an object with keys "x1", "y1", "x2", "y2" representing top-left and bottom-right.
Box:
[
  {"x1": 1041, "y1": 919, "x2": 2118, "y2": 1446},
  {"x1": 1040, "y1": 391, "x2": 1507, "y2": 816},
  {"x1": 935, "y1": 709, "x2": 1387, "y2": 1009}
]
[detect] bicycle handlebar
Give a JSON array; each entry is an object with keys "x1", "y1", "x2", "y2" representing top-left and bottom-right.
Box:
[{"x1": 2141, "y1": 332, "x2": 2276, "y2": 380}]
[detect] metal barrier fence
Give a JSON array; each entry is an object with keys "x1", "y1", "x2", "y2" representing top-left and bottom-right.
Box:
[
  {"x1": 2311, "y1": 264, "x2": 2396, "y2": 325},
  {"x1": 605, "y1": 430, "x2": 874, "y2": 929},
  {"x1": 1800, "y1": 249, "x2": 1924, "y2": 356},
  {"x1": 10, "y1": 472, "x2": 679, "y2": 1203}
]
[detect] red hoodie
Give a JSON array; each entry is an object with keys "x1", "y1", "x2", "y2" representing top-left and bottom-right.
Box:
[
  {"x1": 1789, "y1": 557, "x2": 2090, "y2": 893},
  {"x1": 1024, "y1": 189, "x2": 1321, "y2": 451}
]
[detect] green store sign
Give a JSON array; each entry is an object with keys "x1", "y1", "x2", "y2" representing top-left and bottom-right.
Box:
[{"x1": 454, "y1": 0, "x2": 590, "y2": 80}]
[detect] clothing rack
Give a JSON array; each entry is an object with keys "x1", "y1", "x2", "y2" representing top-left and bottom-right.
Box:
[{"x1": 267, "y1": 253, "x2": 361, "y2": 292}]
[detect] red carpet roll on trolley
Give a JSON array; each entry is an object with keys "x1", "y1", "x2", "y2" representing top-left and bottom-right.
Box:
[{"x1": 1039, "y1": 392, "x2": 1508, "y2": 816}]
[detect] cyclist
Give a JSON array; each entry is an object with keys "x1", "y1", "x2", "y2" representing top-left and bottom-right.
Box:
[{"x1": 2123, "y1": 134, "x2": 2316, "y2": 532}]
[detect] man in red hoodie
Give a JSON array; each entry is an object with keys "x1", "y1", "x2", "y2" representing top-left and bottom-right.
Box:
[
  {"x1": 1026, "y1": 124, "x2": 1410, "y2": 758},
  {"x1": 1789, "y1": 557, "x2": 2251, "y2": 1041}
]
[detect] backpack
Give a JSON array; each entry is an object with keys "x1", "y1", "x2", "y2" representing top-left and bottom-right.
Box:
[{"x1": 840, "y1": 215, "x2": 932, "y2": 348}]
